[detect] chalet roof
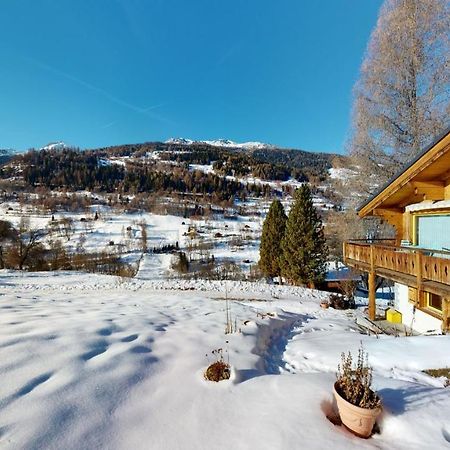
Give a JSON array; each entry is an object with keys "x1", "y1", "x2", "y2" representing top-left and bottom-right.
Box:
[{"x1": 358, "y1": 125, "x2": 450, "y2": 217}]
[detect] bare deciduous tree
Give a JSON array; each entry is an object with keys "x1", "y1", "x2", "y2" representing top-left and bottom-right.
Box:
[
  {"x1": 60, "y1": 217, "x2": 74, "y2": 241},
  {"x1": 47, "y1": 238, "x2": 69, "y2": 270},
  {"x1": 0, "y1": 220, "x2": 16, "y2": 269},
  {"x1": 326, "y1": 209, "x2": 395, "y2": 261},
  {"x1": 348, "y1": 0, "x2": 450, "y2": 194},
  {"x1": 139, "y1": 220, "x2": 148, "y2": 253},
  {"x1": 7, "y1": 217, "x2": 47, "y2": 270}
]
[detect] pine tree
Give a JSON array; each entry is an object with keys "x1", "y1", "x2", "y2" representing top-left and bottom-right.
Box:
[
  {"x1": 281, "y1": 186, "x2": 328, "y2": 287},
  {"x1": 259, "y1": 199, "x2": 287, "y2": 279}
]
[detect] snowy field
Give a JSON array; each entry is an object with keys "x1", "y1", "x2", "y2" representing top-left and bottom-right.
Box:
[
  {"x1": 1, "y1": 271, "x2": 450, "y2": 449},
  {"x1": 0, "y1": 202, "x2": 263, "y2": 278}
]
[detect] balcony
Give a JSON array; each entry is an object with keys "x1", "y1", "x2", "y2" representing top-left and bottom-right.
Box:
[{"x1": 343, "y1": 240, "x2": 450, "y2": 296}]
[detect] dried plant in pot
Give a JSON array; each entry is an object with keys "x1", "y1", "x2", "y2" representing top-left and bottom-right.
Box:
[{"x1": 333, "y1": 347, "x2": 382, "y2": 438}]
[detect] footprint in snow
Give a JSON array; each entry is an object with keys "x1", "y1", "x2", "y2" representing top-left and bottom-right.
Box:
[
  {"x1": 97, "y1": 327, "x2": 115, "y2": 336},
  {"x1": 121, "y1": 334, "x2": 138, "y2": 343},
  {"x1": 16, "y1": 372, "x2": 53, "y2": 397},
  {"x1": 81, "y1": 340, "x2": 109, "y2": 361},
  {"x1": 43, "y1": 334, "x2": 58, "y2": 341},
  {"x1": 130, "y1": 345, "x2": 152, "y2": 354},
  {"x1": 443, "y1": 428, "x2": 450, "y2": 443}
]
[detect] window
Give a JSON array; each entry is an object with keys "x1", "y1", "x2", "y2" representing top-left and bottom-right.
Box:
[
  {"x1": 415, "y1": 214, "x2": 450, "y2": 250},
  {"x1": 426, "y1": 292, "x2": 443, "y2": 312}
]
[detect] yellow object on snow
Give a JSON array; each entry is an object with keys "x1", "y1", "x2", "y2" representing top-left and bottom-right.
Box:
[{"x1": 386, "y1": 308, "x2": 402, "y2": 324}]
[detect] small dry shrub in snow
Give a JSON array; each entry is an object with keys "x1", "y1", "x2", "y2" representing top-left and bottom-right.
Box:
[
  {"x1": 329, "y1": 293, "x2": 355, "y2": 310},
  {"x1": 423, "y1": 368, "x2": 450, "y2": 387},
  {"x1": 336, "y1": 347, "x2": 381, "y2": 409},
  {"x1": 171, "y1": 251, "x2": 189, "y2": 274},
  {"x1": 338, "y1": 279, "x2": 358, "y2": 302},
  {"x1": 204, "y1": 348, "x2": 231, "y2": 382}
]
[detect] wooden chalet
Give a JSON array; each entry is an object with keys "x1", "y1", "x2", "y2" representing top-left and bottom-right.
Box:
[{"x1": 344, "y1": 126, "x2": 450, "y2": 333}]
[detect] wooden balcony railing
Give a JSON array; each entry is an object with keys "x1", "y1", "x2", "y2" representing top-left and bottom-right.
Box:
[{"x1": 343, "y1": 240, "x2": 450, "y2": 290}]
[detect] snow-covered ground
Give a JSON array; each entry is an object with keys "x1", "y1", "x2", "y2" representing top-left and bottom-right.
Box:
[
  {"x1": 0, "y1": 202, "x2": 262, "y2": 277},
  {"x1": 1, "y1": 271, "x2": 449, "y2": 449},
  {"x1": 328, "y1": 167, "x2": 357, "y2": 181}
]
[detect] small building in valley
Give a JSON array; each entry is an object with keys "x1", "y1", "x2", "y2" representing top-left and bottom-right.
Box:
[{"x1": 344, "y1": 126, "x2": 450, "y2": 334}]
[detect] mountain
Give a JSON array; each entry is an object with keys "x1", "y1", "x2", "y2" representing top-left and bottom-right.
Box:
[
  {"x1": 40, "y1": 141, "x2": 68, "y2": 151},
  {"x1": 0, "y1": 148, "x2": 19, "y2": 164},
  {"x1": 0, "y1": 148, "x2": 17, "y2": 156},
  {"x1": 89, "y1": 139, "x2": 343, "y2": 183},
  {"x1": 165, "y1": 138, "x2": 194, "y2": 146},
  {"x1": 165, "y1": 137, "x2": 274, "y2": 150}
]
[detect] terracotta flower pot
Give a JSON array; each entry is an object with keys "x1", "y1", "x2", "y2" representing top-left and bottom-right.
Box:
[{"x1": 333, "y1": 382, "x2": 381, "y2": 438}]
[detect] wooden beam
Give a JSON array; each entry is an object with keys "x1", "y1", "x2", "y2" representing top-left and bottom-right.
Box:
[
  {"x1": 372, "y1": 207, "x2": 403, "y2": 215},
  {"x1": 403, "y1": 210, "x2": 412, "y2": 242},
  {"x1": 376, "y1": 267, "x2": 417, "y2": 286},
  {"x1": 368, "y1": 271, "x2": 376, "y2": 321},
  {"x1": 368, "y1": 245, "x2": 376, "y2": 321},
  {"x1": 397, "y1": 189, "x2": 445, "y2": 208},
  {"x1": 422, "y1": 281, "x2": 450, "y2": 298},
  {"x1": 408, "y1": 182, "x2": 445, "y2": 200},
  {"x1": 442, "y1": 298, "x2": 449, "y2": 333},
  {"x1": 345, "y1": 259, "x2": 370, "y2": 272},
  {"x1": 441, "y1": 168, "x2": 450, "y2": 182},
  {"x1": 411, "y1": 181, "x2": 445, "y2": 188},
  {"x1": 415, "y1": 250, "x2": 422, "y2": 308}
]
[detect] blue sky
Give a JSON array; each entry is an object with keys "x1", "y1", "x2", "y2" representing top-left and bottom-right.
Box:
[{"x1": 0, "y1": 0, "x2": 382, "y2": 153}]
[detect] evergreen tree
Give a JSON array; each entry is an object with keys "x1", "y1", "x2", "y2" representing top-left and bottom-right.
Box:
[
  {"x1": 259, "y1": 199, "x2": 287, "y2": 279},
  {"x1": 281, "y1": 186, "x2": 328, "y2": 287}
]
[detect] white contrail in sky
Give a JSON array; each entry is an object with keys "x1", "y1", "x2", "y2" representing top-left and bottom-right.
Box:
[{"x1": 24, "y1": 56, "x2": 173, "y2": 125}]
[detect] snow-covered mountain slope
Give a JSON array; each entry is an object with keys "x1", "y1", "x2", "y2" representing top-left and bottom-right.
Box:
[
  {"x1": 0, "y1": 148, "x2": 21, "y2": 157},
  {"x1": 328, "y1": 167, "x2": 357, "y2": 181},
  {"x1": 165, "y1": 137, "x2": 274, "y2": 150},
  {"x1": 165, "y1": 137, "x2": 194, "y2": 145},
  {"x1": 0, "y1": 148, "x2": 20, "y2": 163},
  {"x1": 0, "y1": 148, "x2": 16, "y2": 155},
  {"x1": 40, "y1": 141, "x2": 68, "y2": 151}
]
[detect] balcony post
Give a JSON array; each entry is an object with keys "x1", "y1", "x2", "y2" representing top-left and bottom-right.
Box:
[
  {"x1": 368, "y1": 245, "x2": 376, "y2": 320},
  {"x1": 442, "y1": 298, "x2": 449, "y2": 334},
  {"x1": 415, "y1": 250, "x2": 423, "y2": 307}
]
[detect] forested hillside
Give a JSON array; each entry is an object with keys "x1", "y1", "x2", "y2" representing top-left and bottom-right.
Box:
[
  {"x1": 0, "y1": 141, "x2": 347, "y2": 206},
  {"x1": 2, "y1": 149, "x2": 273, "y2": 202},
  {"x1": 100, "y1": 140, "x2": 340, "y2": 182}
]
